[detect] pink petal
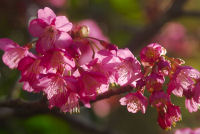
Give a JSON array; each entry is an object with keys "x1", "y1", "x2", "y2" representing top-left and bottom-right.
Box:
[
  {"x1": 2, "y1": 47, "x2": 28, "y2": 69},
  {"x1": 36, "y1": 36, "x2": 54, "y2": 54},
  {"x1": 172, "y1": 88, "x2": 183, "y2": 97},
  {"x1": 23, "y1": 82, "x2": 35, "y2": 92},
  {"x1": 84, "y1": 103, "x2": 91, "y2": 108},
  {"x1": 19, "y1": 58, "x2": 43, "y2": 87},
  {"x1": 194, "y1": 128, "x2": 200, "y2": 134},
  {"x1": 61, "y1": 93, "x2": 80, "y2": 113},
  {"x1": 38, "y1": 74, "x2": 78, "y2": 109},
  {"x1": 17, "y1": 56, "x2": 35, "y2": 72},
  {"x1": 28, "y1": 19, "x2": 47, "y2": 37},
  {"x1": 119, "y1": 97, "x2": 128, "y2": 106},
  {"x1": 38, "y1": 7, "x2": 56, "y2": 24},
  {"x1": 194, "y1": 83, "x2": 200, "y2": 103},
  {"x1": 40, "y1": 50, "x2": 75, "y2": 71},
  {"x1": 185, "y1": 99, "x2": 199, "y2": 113},
  {"x1": 0, "y1": 38, "x2": 18, "y2": 51},
  {"x1": 97, "y1": 84, "x2": 109, "y2": 94},
  {"x1": 175, "y1": 128, "x2": 193, "y2": 134},
  {"x1": 39, "y1": 74, "x2": 67, "y2": 100},
  {"x1": 55, "y1": 16, "x2": 72, "y2": 32},
  {"x1": 117, "y1": 48, "x2": 134, "y2": 59},
  {"x1": 55, "y1": 32, "x2": 72, "y2": 49}
]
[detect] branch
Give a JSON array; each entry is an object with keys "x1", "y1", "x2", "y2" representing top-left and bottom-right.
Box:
[
  {"x1": 93, "y1": 85, "x2": 132, "y2": 103},
  {"x1": 0, "y1": 85, "x2": 132, "y2": 134},
  {"x1": 126, "y1": 0, "x2": 188, "y2": 51},
  {"x1": 182, "y1": 10, "x2": 200, "y2": 18},
  {"x1": 0, "y1": 85, "x2": 132, "y2": 109},
  {"x1": 0, "y1": 99, "x2": 118, "y2": 134}
]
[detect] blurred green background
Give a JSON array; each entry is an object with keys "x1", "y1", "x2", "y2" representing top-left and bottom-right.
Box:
[{"x1": 0, "y1": 0, "x2": 200, "y2": 134}]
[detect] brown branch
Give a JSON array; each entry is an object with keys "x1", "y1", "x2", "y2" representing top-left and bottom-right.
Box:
[
  {"x1": 0, "y1": 86, "x2": 133, "y2": 110},
  {"x1": 0, "y1": 85, "x2": 132, "y2": 134},
  {"x1": 182, "y1": 10, "x2": 200, "y2": 18},
  {"x1": 93, "y1": 85, "x2": 132, "y2": 103},
  {"x1": 0, "y1": 99, "x2": 118, "y2": 134},
  {"x1": 126, "y1": 0, "x2": 188, "y2": 51}
]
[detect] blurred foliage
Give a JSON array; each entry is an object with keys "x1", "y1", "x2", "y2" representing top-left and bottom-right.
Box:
[
  {"x1": 24, "y1": 115, "x2": 72, "y2": 134},
  {"x1": 0, "y1": 115, "x2": 72, "y2": 134},
  {"x1": 0, "y1": 0, "x2": 200, "y2": 134}
]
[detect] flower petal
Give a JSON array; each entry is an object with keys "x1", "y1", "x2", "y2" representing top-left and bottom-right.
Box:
[
  {"x1": 119, "y1": 97, "x2": 128, "y2": 106},
  {"x1": 55, "y1": 32, "x2": 72, "y2": 49},
  {"x1": 185, "y1": 98, "x2": 199, "y2": 113},
  {"x1": 2, "y1": 47, "x2": 28, "y2": 69},
  {"x1": 55, "y1": 16, "x2": 72, "y2": 32},
  {"x1": 28, "y1": 19, "x2": 47, "y2": 37},
  {"x1": 36, "y1": 35, "x2": 54, "y2": 54},
  {"x1": 38, "y1": 7, "x2": 56, "y2": 24},
  {"x1": 0, "y1": 38, "x2": 18, "y2": 51}
]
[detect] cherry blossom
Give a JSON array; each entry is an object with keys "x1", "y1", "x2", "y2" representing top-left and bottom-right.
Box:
[
  {"x1": 29, "y1": 7, "x2": 73, "y2": 54},
  {"x1": 0, "y1": 38, "x2": 30, "y2": 69},
  {"x1": 0, "y1": 7, "x2": 200, "y2": 130},
  {"x1": 119, "y1": 91, "x2": 148, "y2": 114}
]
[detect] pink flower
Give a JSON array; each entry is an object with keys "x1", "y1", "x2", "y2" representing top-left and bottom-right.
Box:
[
  {"x1": 116, "y1": 48, "x2": 142, "y2": 86},
  {"x1": 0, "y1": 38, "x2": 29, "y2": 69},
  {"x1": 167, "y1": 66, "x2": 200, "y2": 97},
  {"x1": 78, "y1": 68, "x2": 108, "y2": 101},
  {"x1": 83, "y1": 58, "x2": 110, "y2": 94},
  {"x1": 153, "y1": 57, "x2": 171, "y2": 76},
  {"x1": 73, "y1": 20, "x2": 110, "y2": 65},
  {"x1": 145, "y1": 73, "x2": 165, "y2": 92},
  {"x1": 167, "y1": 104, "x2": 182, "y2": 125},
  {"x1": 40, "y1": 50, "x2": 75, "y2": 73},
  {"x1": 39, "y1": 74, "x2": 68, "y2": 109},
  {"x1": 18, "y1": 56, "x2": 44, "y2": 92},
  {"x1": 95, "y1": 48, "x2": 142, "y2": 86},
  {"x1": 157, "y1": 111, "x2": 171, "y2": 130},
  {"x1": 140, "y1": 43, "x2": 166, "y2": 67},
  {"x1": 157, "y1": 103, "x2": 181, "y2": 130},
  {"x1": 167, "y1": 66, "x2": 200, "y2": 112},
  {"x1": 61, "y1": 92, "x2": 80, "y2": 113},
  {"x1": 73, "y1": 39, "x2": 94, "y2": 65},
  {"x1": 175, "y1": 128, "x2": 193, "y2": 134},
  {"x1": 29, "y1": 7, "x2": 73, "y2": 54},
  {"x1": 149, "y1": 91, "x2": 170, "y2": 108},
  {"x1": 119, "y1": 91, "x2": 148, "y2": 114},
  {"x1": 194, "y1": 82, "x2": 200, "y2": 103},
  {"x1": 175, "y1": 128, "x2": 200, "y2": 134},
  {"x1": 155, "y1": 22, "x2": 197, "y2": 57},
  {"x1": 194, "y1": 128, "x2": 200, "y2": 134},
  {"x1": 37, "y1": 74, "x2": 80, "y2": 112},
  {"x1": 185, "y1": 98, "x2": 199, "y2": 113}
]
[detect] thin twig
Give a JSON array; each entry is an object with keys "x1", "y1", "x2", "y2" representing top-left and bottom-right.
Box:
[{"x1": 181, "y1": 10, "x2": 200, "y2": 18}]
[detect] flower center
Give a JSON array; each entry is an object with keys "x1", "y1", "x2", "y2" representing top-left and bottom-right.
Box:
[{"x1": 44, "y1": 26, "x2": 58, "y2": 39}]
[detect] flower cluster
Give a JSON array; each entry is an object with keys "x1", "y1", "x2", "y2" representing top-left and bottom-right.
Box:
[
  {"x1": 0, "y1": 7, "x2": 200, "y2": 130},
  {"x1": 120, "y1": 43, "x2": 200, "y2": 130},
  {"x1": 0, "y1": 7, "x2": 141, "y2": 113}
]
